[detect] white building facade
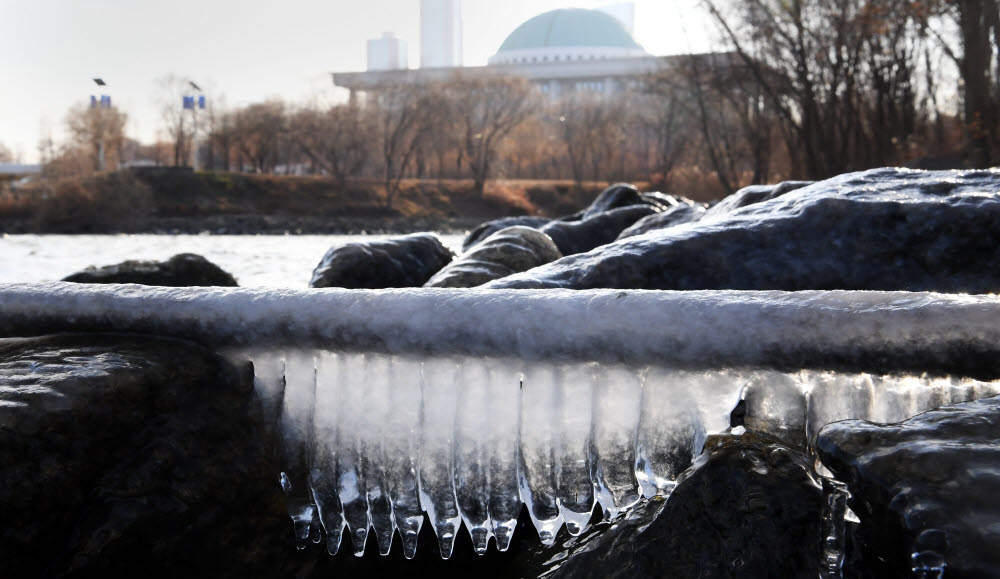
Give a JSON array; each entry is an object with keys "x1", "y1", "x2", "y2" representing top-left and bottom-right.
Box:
[
  {"x1": 420, "y1": 0, "x2": 463, "y2": 69},
  {"x1": 366, "y1": 32, "x2": 408, "y2": 71}
]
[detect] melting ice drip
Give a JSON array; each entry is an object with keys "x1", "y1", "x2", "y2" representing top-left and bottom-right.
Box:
[{"x1": 244, "y1": 350, "x2": 1000, "y2": 559}]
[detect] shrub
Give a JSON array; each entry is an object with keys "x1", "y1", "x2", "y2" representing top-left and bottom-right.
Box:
[{"x1": 29, "y1": 172, "x2": 154, "y2": 233}]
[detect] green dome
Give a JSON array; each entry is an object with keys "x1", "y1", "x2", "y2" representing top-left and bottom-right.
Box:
[{"x1": 497, "y1": 9, "x2": 641, "y2": 53}]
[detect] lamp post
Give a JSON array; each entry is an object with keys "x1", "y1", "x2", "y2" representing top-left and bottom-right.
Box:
[
  {"x1": 92, "y1": 78, "x2": 108, "y2": 171},
  {"x1": 187, "y1": 81, "x2": 204, "y2": 171}
]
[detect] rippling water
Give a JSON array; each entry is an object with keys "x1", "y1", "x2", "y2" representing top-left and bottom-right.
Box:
[{"x1": 1, "y1": 234, "x2": 466, "y2": 288}]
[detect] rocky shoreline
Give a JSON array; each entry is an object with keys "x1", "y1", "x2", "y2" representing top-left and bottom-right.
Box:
[{"x1": 3, "y1": 167, "x2": 1000, "y2": 577}]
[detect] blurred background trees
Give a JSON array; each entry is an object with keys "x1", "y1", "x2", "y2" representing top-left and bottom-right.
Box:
[{"x1": 30, "y1": 0, "x2": 1000, "y2": 200}]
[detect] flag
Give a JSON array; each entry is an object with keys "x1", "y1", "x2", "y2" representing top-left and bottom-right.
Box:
[
  {"x1": 198, "y1": 95, "x2": 206, "y2": 109},
  {"x1": 183, "y1": 96, "x2": 195, "y2": 110}
]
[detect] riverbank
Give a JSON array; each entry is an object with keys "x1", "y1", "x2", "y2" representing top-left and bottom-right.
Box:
[{"x1": 0, "y1": 170, "x2": 659, "y2": 235}]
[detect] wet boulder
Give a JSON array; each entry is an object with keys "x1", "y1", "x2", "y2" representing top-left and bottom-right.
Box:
[
  {"x1": 701, "y1": 180, "x2": 813, "y2": 220},
  {"x1": 617, "y1": 202, "x2": 708, "y2": 239},
  {"x1": 581, "y1": 183, "x2": 648, "y2": 219},
  {"x1": 0, "y1": 333, "x2": 285, "y2": 577},
  {"x1": 817, "y1": 395, "x2": 1000, "y2": 578},
  {"x1": 62, "y1": 253, "x2": 238, "y2": 286},
  {"x1": 425, "y1": 226, "x2": 562, "y2": 288},
  {"x1": 309, "y1": 232, "x2": 454, "y2": 289},
  {"x1": 525, "y1": 431, "x2": 831, "y2": 579},
  {"x1": 461, "y1": 216, "x2": 553, "y2": 252},
  {"x1": 540, "y1": 205, "x2": 658, "y2": 256},
  {"x1": 640, "y1": 191, "x2": 689, "y2": 211},
  {"x1": 487, "y1": 168, "x2": 1000, "y2": 291}
]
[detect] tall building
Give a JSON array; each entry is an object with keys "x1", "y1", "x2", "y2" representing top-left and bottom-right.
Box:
[
  {"x1": 420, "y1": 0, "x2": 462, "y2": 69},
  {"x1": 367, "y1": 32, "x2": 408, "y2": 71}
]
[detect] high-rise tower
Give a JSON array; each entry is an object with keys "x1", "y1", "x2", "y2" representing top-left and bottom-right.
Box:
[
  {"x1": 420, "y1": 0, "x2": 462, "y2": 69},
  {"x1": 367, "y1": 32, "x2": 408, "y2": 71}
]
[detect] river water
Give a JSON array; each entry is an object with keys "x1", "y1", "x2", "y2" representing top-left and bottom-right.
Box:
[{"x1": 1, "y1": 234, "x2": 465, "y2": 288}]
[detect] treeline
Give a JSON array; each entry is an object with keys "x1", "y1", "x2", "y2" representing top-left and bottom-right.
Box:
[{"x1": 34, "y1": 0, "x2": 997, "y2": 201}]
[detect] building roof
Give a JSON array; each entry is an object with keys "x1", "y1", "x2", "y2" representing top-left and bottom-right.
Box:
[{"x1": 496, "y1": 8, "x2": 641, "y2": 53}]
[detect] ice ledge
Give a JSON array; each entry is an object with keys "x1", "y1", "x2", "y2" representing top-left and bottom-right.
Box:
[{"x1": 0, "y1": 283, "x2": 998, "y2": 375}]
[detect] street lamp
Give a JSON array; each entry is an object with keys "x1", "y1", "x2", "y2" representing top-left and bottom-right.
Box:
[
  {"x1": 91, "y1": 78, "x2": 110, "y2": 171},
  {"x1": 183, "y1": 81, "x2": 206, "y2": 170}
]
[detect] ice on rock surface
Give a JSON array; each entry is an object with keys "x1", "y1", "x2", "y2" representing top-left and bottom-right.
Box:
[
  {"x1": 249, "y1": 353, "x2": 1000, "y2": 558},
  {"x1": 3, "y1": 284, "x2": 1000, "y2": 557}
]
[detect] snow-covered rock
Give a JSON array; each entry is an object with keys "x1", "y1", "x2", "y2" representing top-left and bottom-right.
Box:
[
  {"x1": 487, "y1": 169, "x2": 1000, "y2": 292},
  {"x1": 62, "y1": 253, "x2": 238, "y2": 287},
  {"x1": 540, "y1": 205, "x2": 657, "y2": 256},
  {"x1": 309, "y1": 233, "x2": 454, "y2": 289},
  {"x1": 425, "y1": 226, "x2": 562, "y2": 288},
  {"x1": 616, "y1": 201, "x2": 707, "y2": 239}
]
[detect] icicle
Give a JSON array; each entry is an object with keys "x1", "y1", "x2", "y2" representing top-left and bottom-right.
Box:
[
  {"x1": 590, "y1": 364, "x2": 643, "y2": 520},
  {"x1": 335, "y1": 352, "x2": 371, "y2": 557},
  {"x1": 455, "y1": 361, "x2": 492, "y2": 554},
  {"x1": 278, "y1": 351, "x2": 320, "y2": 548},
  {"x1": 485, "y1": 357, "x2": 522, "y2": 552},
  {"x1": 555, "y1": 364, "x2": 595, "y2": 536},
  {"x1": 310, "y1": 352, "x2": 346, "y2": 556},
  {"x1": 360, "y1": 354, "x2": 395, "y2": 556},
  {"x1": 634, "y1": 368, "x2": 707, "y2": 498},
  {"x1": 519, "y1": 363, "x2": 564, "y2": 546},
  {"x1": 242, "y1": 354, "x2": 1000, "y2": 559},
  {"x1": 419, "y1": 358, "x2": 462, "y2": 559},
  {"x1": 384, "y1": 356, "x2": 424, "y2": 559}
]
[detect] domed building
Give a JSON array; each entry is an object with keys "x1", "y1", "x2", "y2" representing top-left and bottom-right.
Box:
[
  {"x1": 333, "y1": 7, "x2": 730, "y2": 101},
  {"x1": 488, "y1": 9, "x2": 647, "y2": 65}
]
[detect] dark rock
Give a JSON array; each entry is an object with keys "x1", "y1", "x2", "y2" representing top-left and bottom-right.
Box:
[
  {"x1": 0, "y1": 333, "x2": 286, "y2": 578},
  {"x1": 616, "y1": 202, "x2": 708, "y2": 239},
  {"x1": 639, "y1": 191, "x2": 686, "y2": 211},
  {"x1": 701, "y1": 180, "x2": 813, "y2": 220},
  {"x1": 905, "y1": 153, "x2": 968, "y2": 171},
  {"x1": 62, "y1": 253, "x2": 238, "y2": 286},
  {"x1": 526, "y1": 431, "x2": 830, "y2": 579},
  {"x1": 540, "y1": 205, "x2": 657, "y2": 256},
  {"x1": 818, "y1": 394, "x2": 1000, "y2": 578},
  {"x1": 581, "y1": 183, "x2": 647, "y2": 219},
  {"x1": 425, "y1": 226, "x2": 562, "y2": 288},
  {"x1": 461, "y1": 216, "x2": 553, "y2": 252},
  {"x1": 487, "y1": 168, "x2": 1000, "y2": 291},
  {"x1": 309, "y1": 233, "x2": 454, "y2": 289}
]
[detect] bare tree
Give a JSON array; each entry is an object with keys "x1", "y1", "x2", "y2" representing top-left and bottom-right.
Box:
[
  {"x1": 156, "y1": 75, "x2": 195, "y2": 167},
  {"x1": 208, "y1": 108, "x2": 237, "y2": 172},
  {"x1": 65, "y1": 101, "x2": 128, "y2": 172},
  {"x1": 931, "y1": 0, "x2": 1000, "y2": 167},
  {"x1": 289, "y1": 103, "x2": 374, "y2": 188},
  {"x1": 373, "y1": 83, "x2": 435, "y2": 209},
  {"x1": 446, "y1": 74, "x2": 534, "y2": 195},
  {"x1": 232, "y1": 100, "x2": 287, "y2": 173},
  {"x1": 0, "y1": 142, "x2": 12, "y2": 163},
  {"x1": 703, "y1": 0, "x2": 940, "y2": 178}
]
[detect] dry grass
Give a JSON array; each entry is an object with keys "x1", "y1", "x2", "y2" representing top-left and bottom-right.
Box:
[{"x1": 0, "y1": 172, "x2": 153, "y2": 232}]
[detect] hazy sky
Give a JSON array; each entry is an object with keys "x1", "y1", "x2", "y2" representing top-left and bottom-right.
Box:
[{"x1": 1, "y1": 0, "x2": 716, "y2": 162}]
